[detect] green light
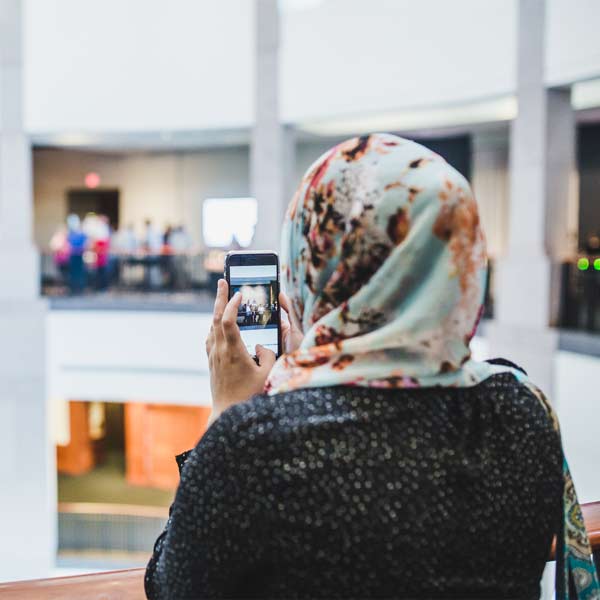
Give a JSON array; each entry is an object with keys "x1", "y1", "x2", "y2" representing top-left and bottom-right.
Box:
[
  {"x1": 577, "y1": 257, "x2": 590, "y2": 271},
  {"x1": 595, "y1": 258, "x2": 600, "y2": 271}
]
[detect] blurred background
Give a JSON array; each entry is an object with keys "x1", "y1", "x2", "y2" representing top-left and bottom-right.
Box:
[{"x1": 1, "y1": 0, "x2": 600, "y2": 584}]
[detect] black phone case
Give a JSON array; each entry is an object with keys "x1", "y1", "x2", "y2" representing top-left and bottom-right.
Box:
[{"x1": 224, "y1": 251, "x2": 282, "y2": 357}]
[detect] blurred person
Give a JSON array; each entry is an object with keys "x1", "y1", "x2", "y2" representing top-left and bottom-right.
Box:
[
  {"x1": 168, "y1": 225, "x2": 191, "y2": 254},
  {"x1": 163, "y1": 225, "x2": 190, "y2": 289},
  {"x1": 49, "y1": 224, "x2": 70, "y2": 283},
  {"x1": 143, "y1": 218, "x2": 163, "y2": 254},
  {"x1": 111, "y1": 223, "x2": 137, "y2": 288},
  {"x1": 160, "y1": 225, "x2": 176, "y2": 289},
  {"x1": 112, "y1": 223, "x2": 138, "y2": 255},
  {"x1": 66, "y1": 214, "x2": 87, "y2": 294},
  {"x1": 163, "y1": 224, "x2": 174, "y2": 247},
  {"x1": 93, "y1": 215, "x2": 111, "y2": 291},
  {"x1": 146, "y1": 134, "x2": 598, "y2": 599},
  {"x1": 168, "y1": 225, "x2": 192, "y2": 289},
  {"x1": 143, "y1": 219, "x2": 164, "y2": 288},
  {"x1": 82, "y1": 211, "x2": 100, "y2": 239}
]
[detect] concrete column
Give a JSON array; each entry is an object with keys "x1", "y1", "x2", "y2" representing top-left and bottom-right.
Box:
[
  {"x1": 0, "y1": 0, "x2": 53, "y2": 580},
  {"x1": 250, "y1": 0, "x2": 285, "y2": 252},
  {"x1": 471, "y1": 128, "x2": 509, "y2": 260},
  {"x1": 282, "y1": 124, "x2": 298, "y2": 207},
  {"x1": 487, "y1": 0, "x2": 563, "y2": 395},
  {"x1": 545, "y1": 87, "x2": 577, "y2": 262}
]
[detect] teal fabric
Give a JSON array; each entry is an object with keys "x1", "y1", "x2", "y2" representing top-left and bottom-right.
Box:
[{"x1": 266, "y1": 133, "x2": 599, "y2": 598}]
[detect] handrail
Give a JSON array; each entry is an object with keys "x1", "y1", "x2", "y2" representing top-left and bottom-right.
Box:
[
  {"x1": 582, "y1": 501, "x2": 600, "y2": 553},
  {"x1": 2, "y1": 501, "x2": 600, "y2": 599},
  {"x1": 0, "y1": 568, "x2": 145, "y2": 600}
]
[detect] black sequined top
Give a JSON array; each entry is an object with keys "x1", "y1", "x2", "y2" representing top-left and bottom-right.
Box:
[{"x1": 145, "y1": 372, "x2": 563, "y2": 600}]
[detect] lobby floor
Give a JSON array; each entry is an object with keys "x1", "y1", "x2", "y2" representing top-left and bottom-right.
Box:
[{"x1": 58, "y1": 450, "x2": 173, "y2": 507}]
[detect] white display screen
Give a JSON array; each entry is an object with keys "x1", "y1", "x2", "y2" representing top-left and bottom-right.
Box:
[
  {"x1": 202, "y1": 197, "x2": 257, "y2": 248},
  {"x1": 229, "y1": 264, "x2": 279, "y2": 355}
]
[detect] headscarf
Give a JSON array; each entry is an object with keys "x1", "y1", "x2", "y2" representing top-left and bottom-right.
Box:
[{"x1": 265, "y1": 133, "x2": 599, "y2": 599}]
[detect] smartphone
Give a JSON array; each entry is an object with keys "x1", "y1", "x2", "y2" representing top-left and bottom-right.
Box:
[{"x1": 224, "y1": 251, "x2": 282, "y2": 357}]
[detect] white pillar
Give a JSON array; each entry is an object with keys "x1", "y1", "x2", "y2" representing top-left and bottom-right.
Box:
[
  {"x1": 471, "y1": 128, "x2": 509, "y2": 260},
  {"x1": 250, "y1": 0, "x2": 285, "y2": 252},
  {"x1": 545, "y1": 87, "x2": 577, "y2": 262},
  {"x1": 0, "y1": 0, "x2": 54, "y2": 580},
  {"x1": 487, "y1": 0, "x2": 565, "y2": 395}
]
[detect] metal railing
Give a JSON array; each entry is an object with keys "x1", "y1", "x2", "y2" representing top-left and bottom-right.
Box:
[
  {"x1": 41, "y1": 251, "x2": 224, "y2": 295},
  {"x1": 39, "y1": 253, "x2": 600, "y2": 336},
  {"x1": 58, "y1": 503, "x2": 168, "y2": 554}
]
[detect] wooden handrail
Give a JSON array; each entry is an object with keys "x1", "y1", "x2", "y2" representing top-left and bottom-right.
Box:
[
  {"x1": 0, "y1": 568, "x2": 145, "y2": 600},
  {"x1": 2, "y1": 502, "x2": 600, "y2": 599},
  {"x1": 582, "y1": 501, "x2": 600, "y2": 553}
]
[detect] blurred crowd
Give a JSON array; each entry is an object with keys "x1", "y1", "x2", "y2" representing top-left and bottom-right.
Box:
[{"x1": 49, "y1": 214, "x2": 192, "y2": 294}]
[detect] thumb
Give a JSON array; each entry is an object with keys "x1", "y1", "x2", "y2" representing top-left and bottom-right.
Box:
[{"x1": 255, "y1": 344, "x2": 277, "y2": 371}]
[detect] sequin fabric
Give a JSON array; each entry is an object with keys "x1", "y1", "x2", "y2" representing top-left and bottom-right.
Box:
[{"x1": 145, "y1": 372, "x2": 563, "y2": 600}]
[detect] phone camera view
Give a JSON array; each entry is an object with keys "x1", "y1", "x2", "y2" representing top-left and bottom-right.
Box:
[{"x1": 230, "y1": 264, "x2": 279, "y2": 355}]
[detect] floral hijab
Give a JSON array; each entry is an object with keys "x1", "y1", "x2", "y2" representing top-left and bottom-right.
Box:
[{"x1": 265, "y1": 133, "x2": 599, "y2": 599}]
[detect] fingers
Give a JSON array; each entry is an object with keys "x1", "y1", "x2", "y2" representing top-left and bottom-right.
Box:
[
  {"x1": 212, "y1": 279, "x2": 229, "y2": 341},
  {"x1": 205, "y1": 324, "x2": 214, "y2": 357},
  {"x1": 255, "y1": 345, "x2": 277, "y2": 371},
  {"x1": 222, "y1": 291, "x2": 243, "y2": 345}
]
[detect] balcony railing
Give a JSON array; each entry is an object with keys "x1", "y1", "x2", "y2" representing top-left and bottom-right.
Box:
[
  {"x1": 41, "y1": 250, "x2": 225, "y2": 296},
  {"x1": 0, "y1": 568, "x2": 145, "y2": 600},
  {"x1": 2, "y1": 501, "x2": 599, "y2": 599}
]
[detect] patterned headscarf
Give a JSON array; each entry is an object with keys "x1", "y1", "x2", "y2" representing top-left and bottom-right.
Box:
[{"x1": 265, "y1": 133, "x2": 599, "y2": 599}]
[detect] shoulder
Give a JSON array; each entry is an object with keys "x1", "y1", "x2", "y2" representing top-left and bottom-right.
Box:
[
  {"x1": 174, "y1": 393, "x2": 313, "y2": 499},
  {"x1": 473, "y1": 371, "x2": 560, "y2": 438},
  {"x1": 212, "y1": 388, "x2": 330, "y2": 439},
  {"x1": 199, "y1": 387, "x2": 356, "y2": 459},
  {"x1": 185, "y1": 391, "x2": 310, "y2": 466}
]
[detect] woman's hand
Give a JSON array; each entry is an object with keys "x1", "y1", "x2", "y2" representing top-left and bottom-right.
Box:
[
  {"x1": 206, "y1": 279, "x2": 276, "y2": 427},
  {"x1": 279, "y1": 292, "x2": 304, "y2": 353}
]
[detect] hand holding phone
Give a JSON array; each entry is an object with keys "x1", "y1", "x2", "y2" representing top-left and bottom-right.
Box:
[{"x1": 206, "y1": 279, "x2": 277, "y2": 427}]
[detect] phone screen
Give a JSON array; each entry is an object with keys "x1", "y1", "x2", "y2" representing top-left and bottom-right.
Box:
[{"x1": 229, "y1": 263, "x2": 280, "y2": 356}]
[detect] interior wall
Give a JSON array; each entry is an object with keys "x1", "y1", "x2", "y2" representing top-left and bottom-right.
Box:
[
  {"x1": 24, "y1": 0, "x2": 254, "y2": 133},
  {"x1": 33, "y1": 147, "x2": 250, "y2": 250},
  {"x1": 33, "y1": 130, "x2": 553, "y2": 262},
  {"x1": 546, "y1": 0, "x2": 600, "y2": 85},
  {"x1": 281, "y1": 0, "x2": 517, "y2": 123},
  {"x1": 34, "y1": 149, "x2": 127, "y2": 248},
  {"x1": 25, "y1": 0, "x2": 600, "y2": 134}
]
